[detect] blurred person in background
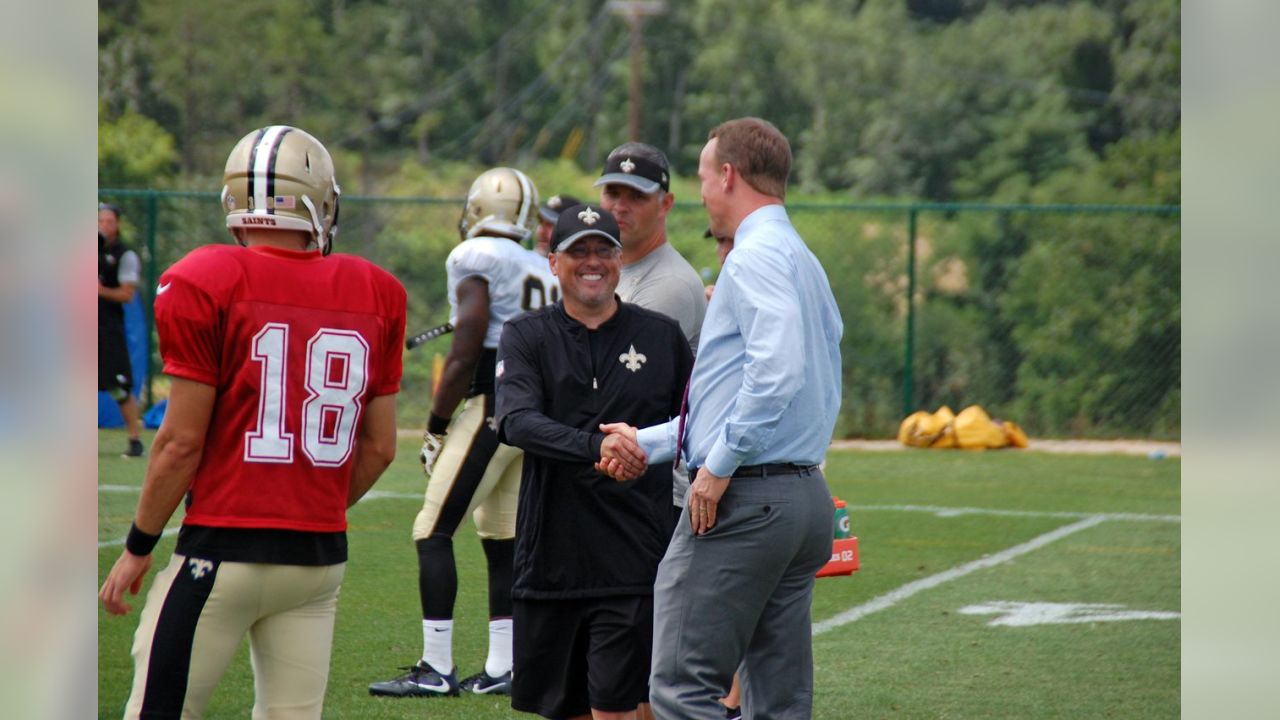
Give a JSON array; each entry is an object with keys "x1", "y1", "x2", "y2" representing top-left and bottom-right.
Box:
[
  {"x1": 595, "y1": 142, "x2": 705, "y2": 353},
  {"x1": 535, "y1": 192, "x2": 582, "y2": 257},
  {"x1": 702, "y1": 228, "x2": 735, "y2": 303},
  {"x1": 97, "y1": 202, "x2": 144, "y2": 458}
]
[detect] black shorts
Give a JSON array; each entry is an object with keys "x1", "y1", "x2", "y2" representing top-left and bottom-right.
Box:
[
  {"x1": 98, "y1": 324, "x2": 133, "y2": 397},
  {"x1": 512, "y1": 594, "x2": 653, "y2": 718}
]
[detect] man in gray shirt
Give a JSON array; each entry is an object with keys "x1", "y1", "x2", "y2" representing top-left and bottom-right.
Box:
[{"x1": 596, "y1": 142, "x2": 707, "y2": 514}]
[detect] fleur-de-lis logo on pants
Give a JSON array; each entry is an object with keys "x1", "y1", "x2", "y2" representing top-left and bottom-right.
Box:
[
  {"x1": 619, "y1": 344, "x2": 647, "y2": 372},
  {"x1": 189, "y1": 557, "x2": 214, "y2": 580}
]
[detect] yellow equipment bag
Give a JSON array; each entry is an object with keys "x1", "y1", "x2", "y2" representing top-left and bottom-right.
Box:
[{"x1": 898, "y1": 405, "x2": 1028, "y2": 449}]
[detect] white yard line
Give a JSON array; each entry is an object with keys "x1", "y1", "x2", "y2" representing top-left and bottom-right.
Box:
[
  {"x1": 850, "y1": 503, "x2": 1180, "y2": 523},
  {"x1": 812, "y1": 515, "x2": 1108, "y2": 635},
  {"x1": 355, "y1": 489, "x2": 423, "y2": 501}
]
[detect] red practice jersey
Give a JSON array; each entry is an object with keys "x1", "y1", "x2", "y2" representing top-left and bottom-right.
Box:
[{"x1": 154, "y1": 244, "x2": 406, "y2": 533}]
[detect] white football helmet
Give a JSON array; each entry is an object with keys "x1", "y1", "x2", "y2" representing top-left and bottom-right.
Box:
[
  {"x1": 458, "y1": 167, "x2": 539, "y2": 242},
  {"x1": 221, "y1": 125, "x2": 341, "y2": 254}
]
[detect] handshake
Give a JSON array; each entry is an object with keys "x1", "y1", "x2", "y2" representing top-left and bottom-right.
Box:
[{"x1": 595, "y1": 422, "x2": 646, "y2": 482}]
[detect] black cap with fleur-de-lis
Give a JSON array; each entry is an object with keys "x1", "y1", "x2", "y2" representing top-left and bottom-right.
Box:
[
  {"x1": 594, "y1": 142, "x2": 671, "y2": 194},
  {"x1": 539, "y1": 193, "x2": 584, "y2": 223},
  {"x1": 550, "y1": 204, "x2": 622, "y2": 253}
]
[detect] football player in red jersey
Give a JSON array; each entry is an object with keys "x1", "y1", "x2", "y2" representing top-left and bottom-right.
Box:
[{"x1": 99, "y1": 126, "x2": 407, "y2": 720}]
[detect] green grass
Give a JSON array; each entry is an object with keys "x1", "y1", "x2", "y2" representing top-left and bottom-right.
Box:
[{"x1": 99, "y1": 431, "x2": 1180, "y2": 718}]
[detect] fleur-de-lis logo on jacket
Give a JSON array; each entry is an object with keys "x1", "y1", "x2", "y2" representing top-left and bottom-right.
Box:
[{"x1": 619, "y1": 345, "x2": 647, "y2": 372}]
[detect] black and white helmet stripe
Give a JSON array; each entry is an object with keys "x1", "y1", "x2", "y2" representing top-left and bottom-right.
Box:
[{"x1": 246, "y1": 125, "x2": 293, "y2": 215}]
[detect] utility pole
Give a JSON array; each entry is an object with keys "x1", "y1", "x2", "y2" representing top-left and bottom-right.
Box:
[{"x1": 607, "y1": 0, "x2": 667, "y2": 141}]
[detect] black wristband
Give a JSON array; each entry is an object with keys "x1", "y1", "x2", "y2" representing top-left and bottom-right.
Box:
[
  {"x1": 427, "y1": 413, "x2": 451, "y2": 436},
  {"x1": 125, "y1": 522, "x2": 162, "y2": 557}
]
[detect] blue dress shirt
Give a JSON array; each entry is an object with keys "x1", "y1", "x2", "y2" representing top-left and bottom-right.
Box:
[{"x1": 637, "y1": 204, "x2": 843, "y2": 476}]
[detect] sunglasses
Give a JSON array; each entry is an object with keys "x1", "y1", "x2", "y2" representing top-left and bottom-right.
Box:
[{"x1": 560, "y1": 244, "x2": 621, "y2": 260}]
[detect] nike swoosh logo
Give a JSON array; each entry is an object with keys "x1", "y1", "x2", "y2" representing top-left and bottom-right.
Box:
[
  {"x1": 414, "y1": 678, "x2": 452, "y2": 692},
  {"x1": 156, "y1": 282, "x2": 172, "y2": 295}
]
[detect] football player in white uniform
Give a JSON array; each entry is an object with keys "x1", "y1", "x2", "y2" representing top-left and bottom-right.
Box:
[{"x1": 369, "y1": 167, "x2": 559, "y2": 698}]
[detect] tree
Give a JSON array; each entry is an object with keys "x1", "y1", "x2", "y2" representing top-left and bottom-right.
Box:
[{"x1": 98, "y1": 100, "x2": 177, "y2": 187}]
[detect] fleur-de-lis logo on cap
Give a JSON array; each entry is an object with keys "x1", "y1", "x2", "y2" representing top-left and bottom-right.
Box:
[
  {"x1": 549, "y1": 195, "x2": 562, "y2": 209},
  {"x1": 620, "y1": 158, "x2": 636, "y2": 173},
  {"x1": 578, "y1": 206, "x2": 601, "y2": 225}
]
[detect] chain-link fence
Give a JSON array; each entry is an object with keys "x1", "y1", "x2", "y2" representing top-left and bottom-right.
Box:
[{"x1": 98, "y1": 189, "x2": 1180, "y2": 440}]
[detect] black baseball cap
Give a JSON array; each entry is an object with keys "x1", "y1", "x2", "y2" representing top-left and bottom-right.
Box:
[
  {"x1": 538, "y1": 194, "x2": 583, "y2": 223},
  {"x1": 550, "y1": 203, "x2": 622, "y2": 253},
  {"x1": 593, "y1": 142, "x2": 670, "y2": 194}
]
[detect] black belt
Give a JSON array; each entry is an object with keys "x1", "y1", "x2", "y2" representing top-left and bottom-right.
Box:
[
  {"x1": 689, "y1": 463, "x2": 818, "y2": 478},
  {"x1": 735, "y1": 463, "x2": 818, "y2": 477}
]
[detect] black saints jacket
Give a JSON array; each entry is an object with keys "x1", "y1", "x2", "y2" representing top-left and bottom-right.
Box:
[{"x1": 496, "y1": 300, "x2": 692, "y2": 599}]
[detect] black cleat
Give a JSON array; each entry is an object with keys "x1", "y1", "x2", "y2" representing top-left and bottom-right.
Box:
[
  {"x1": 368, "y1": 661, "x2": 459, "y2": 697},
  {"x1": 722, "y1": 704, "x2": 742, "y2": 720},
  {"x1": 459, "y1": 669, "x2": 512, "y2": 695},
  {"x1": 122, "y1": 439, "x2": 145, "y2": 458}
]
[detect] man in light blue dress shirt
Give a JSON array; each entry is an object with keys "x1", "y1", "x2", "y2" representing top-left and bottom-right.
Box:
[{"x1": 601, "y1": 117, "x2": 844, "y2": 720}]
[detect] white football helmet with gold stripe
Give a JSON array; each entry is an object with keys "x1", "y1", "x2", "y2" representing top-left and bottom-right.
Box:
[
  {"x1": 221, "y1": 125, "x2": 341, "y2": 254},
  {"x1": 458, "y1": 167, "x2": 538, "y2": 242}
]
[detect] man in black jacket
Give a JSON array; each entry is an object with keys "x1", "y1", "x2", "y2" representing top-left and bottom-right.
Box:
[{"x1": 496, "y1": 204, "x2": 693, "y2": 720}]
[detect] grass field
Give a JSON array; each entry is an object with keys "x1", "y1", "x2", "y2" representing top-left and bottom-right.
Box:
[{"x1": 98, "y1": 430, "x2": 1180, "y2": 718}]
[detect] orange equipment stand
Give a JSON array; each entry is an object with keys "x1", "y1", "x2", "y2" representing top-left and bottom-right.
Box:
[{"x1": 816, "y1": 536, "x2": 860, "y2": 578}]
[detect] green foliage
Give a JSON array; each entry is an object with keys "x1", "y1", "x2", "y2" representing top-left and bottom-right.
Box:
[
  {"x1": 904, "y1": 204, "x2": 1179, "y2": 439},
  {"x1": 98, "y1": 0, "x2": 1179, "y2": 206},
  {"x1": 97, "y1": 101, "x2": 177, "y2": 187},
  {"x1": 1000, "y1": 213, "x2": 1179, "y2": 437},
  {"x1": 1108, "y1": 0, "x2": 1181, "y2": 137}
]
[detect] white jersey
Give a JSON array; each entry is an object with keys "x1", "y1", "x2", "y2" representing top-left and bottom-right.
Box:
[{"x1": 446, "y1": 236, "x2": 560, "y2": 348}]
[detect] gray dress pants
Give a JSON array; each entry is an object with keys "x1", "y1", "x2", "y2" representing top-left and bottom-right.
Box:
[{"x1": 649, "y1": 468, "x2": 833, "y2": 720}]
